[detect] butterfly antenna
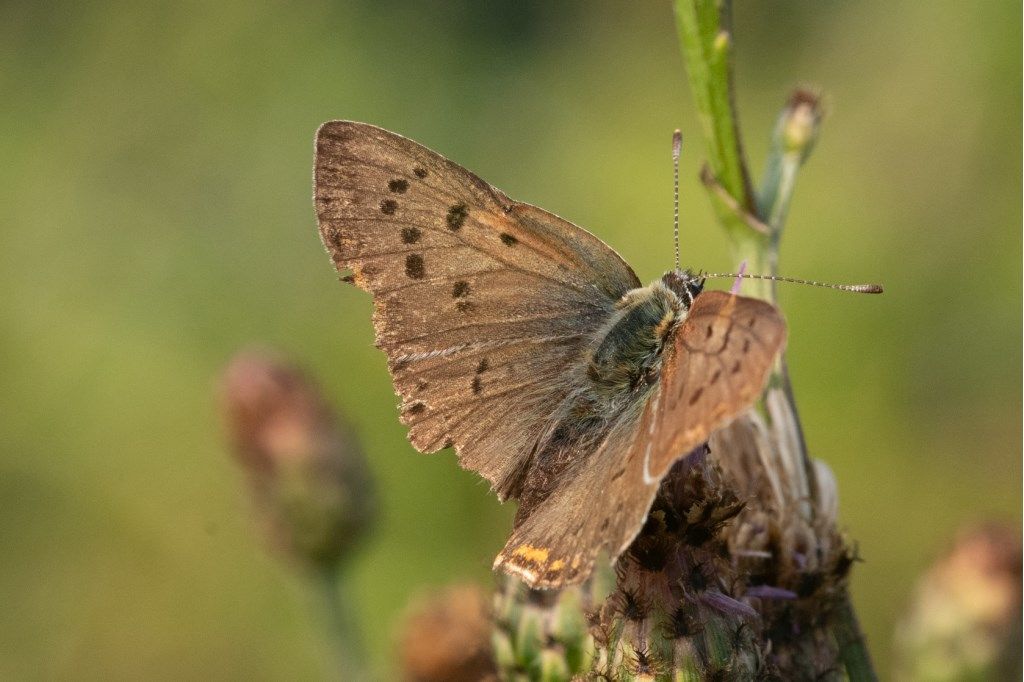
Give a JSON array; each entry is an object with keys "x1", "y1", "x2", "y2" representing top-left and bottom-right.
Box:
[
  {"x1": 702, "y1": 272, "x2": 884, "y2": 294},
  {"x1": 672, "y1": 130, "x2": 682, "y2": 273}
]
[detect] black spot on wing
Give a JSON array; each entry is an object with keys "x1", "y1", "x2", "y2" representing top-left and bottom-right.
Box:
[
  {"x1": 500, "y1": 233, "x2": 518, "y2": 246},
  {"x1": 471, "y1": 376, "x2": 482, "y2": 394},
  {"x1": 405, "y1": 254, "x2": 425, "y2": 279},
  {"x1": 413, "y1": 166, "x2": 428, "y2": 178},
  {"x1": 388, "y1": 178, "x2": 409, "y2": 193},
  {"x1": 446, "y1": 203, "x2": 468, "y2": 231},
  {"x1": 476, "y1": 358, "x2": 489, "y2": 373},
  {"x1": 401, "y1": 226, "x2": 421, "y2": 244},
  {"x1": 380, "y1": 199, "x2": 398, "y2": 215},
  {"x1": 452, "y1": 281, "x2": 469, "y2": 298}
]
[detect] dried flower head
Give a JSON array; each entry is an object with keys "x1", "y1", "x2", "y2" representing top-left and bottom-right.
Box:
[{"x1": 574, "y1": 398, "x2": 859, "y2": 679}]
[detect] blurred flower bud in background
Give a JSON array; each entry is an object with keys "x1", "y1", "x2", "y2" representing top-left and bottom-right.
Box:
[
  {"x1": 220, "y1": 348, "x2": 374, "y2": 574},
  {"x1": 780, "y1": 87, "x2": 822, "y2": 160},
  {"x1": 398, "y1": 584, "x2": 496, "y2": 682},
  {"x1": 894, "y1": 523, "x2": 1022, "y2": 681}
]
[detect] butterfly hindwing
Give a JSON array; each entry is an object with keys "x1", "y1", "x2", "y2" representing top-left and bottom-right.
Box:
[
  {"x1": 314, "y1": 121, "x2": 641, "y2": 498},
  {"x1": 494, "y1": 407, "x2": 656, "y2": 587},
  {"x1": 640, "y1": 290, "x2": 787, "y2": 482}
]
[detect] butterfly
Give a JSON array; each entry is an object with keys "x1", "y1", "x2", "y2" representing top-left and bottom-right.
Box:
[{"x1": 313, "y1": 121, "x2": 786, "y2": 588}]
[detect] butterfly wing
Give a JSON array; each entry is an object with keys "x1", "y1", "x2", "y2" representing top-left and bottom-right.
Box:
[
  {"x1": 494, "y1": 290, "x2": 786, "y2": 587},
  {"x1": 314, "y1": 121, "x2": 641, "y2": 498},
  {"x1": 494, "y1": 410, "x2": 655, "y2": 587},
  {"x1": 638, "y1": 290, "x2": 787, "y2": 482}
]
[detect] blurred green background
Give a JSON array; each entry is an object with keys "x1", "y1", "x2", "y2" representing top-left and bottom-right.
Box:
[{"x1": 1, "y1": 1, "x2": 1019, "y2": 678}]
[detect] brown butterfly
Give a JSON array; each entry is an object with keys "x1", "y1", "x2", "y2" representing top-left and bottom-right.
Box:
[{"x1": 313, "y1": 121, "x2": 786, "y2": 588}]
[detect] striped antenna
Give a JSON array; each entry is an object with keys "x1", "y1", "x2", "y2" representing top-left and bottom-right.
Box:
[
  {"x1": 701, "y1": 272, "x2": 883, "y2": 294},
  {"x1": 672, "y1": 130, "x2": 682, "y2": 272}
]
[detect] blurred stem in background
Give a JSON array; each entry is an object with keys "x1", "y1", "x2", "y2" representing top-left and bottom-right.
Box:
[
  {"x1": 673, "y1": 0, "x2": 877, "y2": 679},
  {"x1": 220, "y1": 349, "x2": 375, "y2": 680},
  {"x1": 313, "y1": 567, "x2": 367, "y2": 682}
]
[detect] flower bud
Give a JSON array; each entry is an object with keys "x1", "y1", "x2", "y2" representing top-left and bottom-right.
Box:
[
  {"x1": 492, "y1": 576, "x2": 594, "y2": 680},
  {"x1": 895, "y1": 523, "x2": 1022, "y2": 681},
  {"x1": 220, "y1": 348, "x2": 374, "y2": 572},
  {"x1": 781, "y1": 88, "x2": 822, "y2": 159},
  {"x1": 398, "y1": 584, "x2": 496, "y2": 682}
]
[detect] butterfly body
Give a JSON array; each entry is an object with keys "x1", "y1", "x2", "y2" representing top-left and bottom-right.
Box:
[
  {"x1": 314, "y1": 121, "x2": 786, "y2": 588},
  {"x1": 588, "y1": 281, "x2": 679, "y2": 400}
]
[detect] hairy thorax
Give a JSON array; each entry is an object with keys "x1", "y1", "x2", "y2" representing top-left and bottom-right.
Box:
[
  {"x1": 585, "y1": 282, "x2": 681, "y2": 410},
  {"x1": 584, "y1": 270, "x2": 703, "y2": 413}
]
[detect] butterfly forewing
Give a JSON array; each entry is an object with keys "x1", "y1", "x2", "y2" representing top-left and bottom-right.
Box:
[{"x1": 314, "y1": 121, "x2": 641, "y2": 498}]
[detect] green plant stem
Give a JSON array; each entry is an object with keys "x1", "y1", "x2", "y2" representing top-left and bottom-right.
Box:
[
  {"x1": 312, "y1": 569, "x2": 367, "y2": 681},
  {"x1": 835, "y1": 596, "x2": 879, "y2": 682},
  {"x1": 673, "y1": 0, "x2": 755, "y2": 213},
  {"x1": 674, "y1": 1, "x2": 877, "y2": 678},
  {"x1": 753, "y1": 96, "x2": 820, "y2": 513}
]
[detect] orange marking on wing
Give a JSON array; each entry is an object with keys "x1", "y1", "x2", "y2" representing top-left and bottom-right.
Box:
[{"x1": 512, "y1": 545, "x2": 550, "y2": 564}]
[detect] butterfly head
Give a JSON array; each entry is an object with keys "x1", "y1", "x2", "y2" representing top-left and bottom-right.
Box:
[{"x1": 661, "y1": 269, "x2": 705, "y2": 309}]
